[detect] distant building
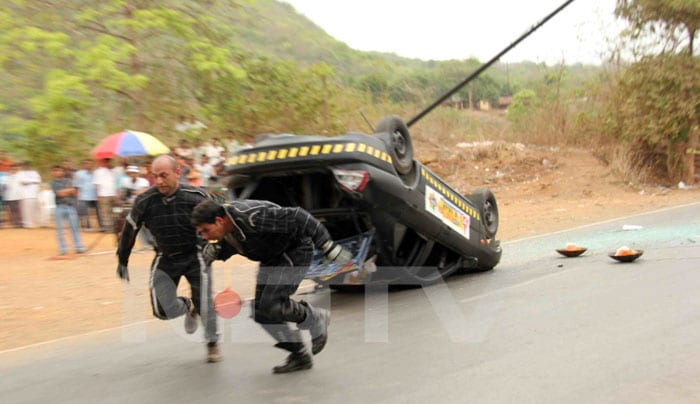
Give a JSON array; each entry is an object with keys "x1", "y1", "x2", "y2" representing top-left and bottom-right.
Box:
[
  {"x1": 443, "y1": 94, "x2": 466, "y2": 110},
  {"x1": 498, "y1": 96, "x2": 513, "y2": 109}
]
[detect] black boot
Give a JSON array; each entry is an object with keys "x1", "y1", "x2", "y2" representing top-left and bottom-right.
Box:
[
  {"x1": 298, "y1": 301, "x2": 330, "y2": 355},
  {"x1": 272, "y1": 347, "x2": 313, "y2": 374}
]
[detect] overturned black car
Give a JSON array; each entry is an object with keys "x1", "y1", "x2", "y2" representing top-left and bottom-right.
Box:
[
  {"x1": 219, "y1": 0, "x2": 582, "y2": 286},
  {"x1": 224, "y1": 115, "x2": 501, "y2": 286}
]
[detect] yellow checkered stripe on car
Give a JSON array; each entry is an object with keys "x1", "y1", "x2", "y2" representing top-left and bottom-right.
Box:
[
  {"x1": 421, "y1": 167, "x2": 480, "y2": 221},
  {"x1": 226, "y1": 142, "x2": 393, "y2": 166}
]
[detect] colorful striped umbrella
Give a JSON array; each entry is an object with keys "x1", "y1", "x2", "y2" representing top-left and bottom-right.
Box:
[{"x1": 91, "y1": 130, "x2": 170, "y2": 159}]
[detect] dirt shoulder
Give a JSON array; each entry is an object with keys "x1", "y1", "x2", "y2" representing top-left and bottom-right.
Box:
[{"x1": 1, "y1": 145, "x2": 698, "y2": 351}]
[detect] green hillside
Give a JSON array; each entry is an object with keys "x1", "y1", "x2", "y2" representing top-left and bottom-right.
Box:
[
  {"x1": 227, "y1": 1, "x2": 429, "y2": 76},
  {"x1": 230, "y1": 0, "x2": 601, "y2": 99},
  {"x1": 0, "y1": 0, "x2": 602, "y2": 170}
]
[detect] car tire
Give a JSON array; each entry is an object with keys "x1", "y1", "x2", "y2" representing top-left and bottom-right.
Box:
[
  {"x1": 470, "y1": 188, "x2": 499, "y2": 239},
  {"x1": 374, "y1": 116, "x2": 414, "y2": 175}
]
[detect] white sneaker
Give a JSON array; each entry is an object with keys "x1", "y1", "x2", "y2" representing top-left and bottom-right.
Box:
[{"x1": 207, "y1": 344, "x2": 222, "y2": 363}]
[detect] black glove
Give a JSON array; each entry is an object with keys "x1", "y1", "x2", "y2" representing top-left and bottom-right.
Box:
[
  {"x1": 321, "y1": 241, "x2": 353, "y2": 268},
  {"x1": 117, "y1": 263, "x2": 130, "y2": 282},
  {"x1": 202, "y1": 242, "x2": 221, "y2": 265}
]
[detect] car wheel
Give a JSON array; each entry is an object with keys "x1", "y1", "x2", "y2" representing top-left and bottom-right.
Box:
[
  {"x1": 374, "y1": 116, "x2": 414, "y2": 175},
  {"x1": 471, "y1": 188, "x2": 499, "y2": 239}
]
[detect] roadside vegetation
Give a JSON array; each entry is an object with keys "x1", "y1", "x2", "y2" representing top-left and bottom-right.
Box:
[{"x1": 1, "y1": 0, "x2": 697, "y2": 185}]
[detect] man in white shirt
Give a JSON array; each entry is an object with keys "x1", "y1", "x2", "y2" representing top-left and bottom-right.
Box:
[
  {"x1": 191, "y1": 138, "x2": 206, "y2": 164},
  {"x1": 195, "y1": 155, "x2": 214, "y2": 190},
  {"x1": 175, "y1": 115, "x2": 189, "y2": 133},
  {"x1": 74, "y1": 159, "x2": 100, "y2": 231},
  {"x1": 174, "y1": 139, "x2": 193, "y2": 160},
  {"x1": 186, "y1": 115, "x2": 207, "y2": 136},
  {"x1": 112, "y1": 158, "x2": 128, "y2": 193},
  {"x1": 93, "y1": 158, "x2": 117, "y2": 232},
  {"x1": 205, "y1": 138, "x2": 225, "y2": 166},
  {"x1": 17, "y1": 161, "x2": 41, "y2": 228},
  {"x1": 118, "y1": 165, "x2": 154, "y2": 250},
  {"x1": 119, "y1": 165, "x2": 150, "y2": 204},
  {"x1": 3, "y1": 163, "x2": 23, "y2": 227}
]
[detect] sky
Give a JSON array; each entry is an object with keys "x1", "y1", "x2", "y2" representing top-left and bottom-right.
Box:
[{"x1": 280, "y1": 0, "x2": 626, "y2": 65}]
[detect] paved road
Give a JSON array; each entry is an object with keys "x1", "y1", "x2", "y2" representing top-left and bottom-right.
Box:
[{"x1": 2, "y1": 203, "x2": 699, "y2": 403}]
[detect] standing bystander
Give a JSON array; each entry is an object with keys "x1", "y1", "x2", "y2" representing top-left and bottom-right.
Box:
[
  {"x1": 0, "y1": 168, "x2": 5, "y2": 227},
  {"x1": 17, "y1": 161, "x2": 41, "y2": 228},
  {"x1": 61, "y1": 159, "x2": 76, "y2": 181},
  {"x1": 174, "y1": 139, "x2": 193, "y2": 160},
  {"x1": 119, "y1": 165, "x2": 150, "y2": 204},
  {"x1": 195, "y1": 155, "x2": 214, "y2": 190},
  {"x1": 0, "y1": 151, "x2": 11, "y2": 227},
  {"x1": 112, "y1": 158, "x2": 128, "y2": 193},
  {"x1": 175, "y1": 115, "x2": 189, "y2": 133},
  {"x1": 3, "y1": 164, "x2": 22, "y2": 227},
  {"x1": 50, "y1": 165, "x2": 85, "y2": 255},
  {"x1": 74, "y1": 159, "x2": 100, "y2": 231},
  {"x1": 119, "y1": 165, "x2": 153, "y2": 250},
  {"x1": 178, "y1": 156, "x2": 193, "y2": 185},
  {"x1": 206, "y1": 138, "x2": 225, "y2": 166},
  {"x1": 142, "y1": 159, "x2": 155, "y2": 186},
  {"x1": 191, "y1": 138, "x2": 206, "y2": 164},
  {"x1": 186, "y1": 115, "x2": 207, "y2": 136},
  {"x1": 243, "y1": 134, "x2": 255, "y2": 149},
  {"x1": 93, "y1": 158, "x2": 116, "y2": 232}
]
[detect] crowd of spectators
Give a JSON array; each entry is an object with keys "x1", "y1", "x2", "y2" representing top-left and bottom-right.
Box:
[
  {"x1": 0, "y1": 125, "x2": 252, "y2": 254},
  {"x1": 171, "y1": 128, "x2": 253, "y2": 191}
]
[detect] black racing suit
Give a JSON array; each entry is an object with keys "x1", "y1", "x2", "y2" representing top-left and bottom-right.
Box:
[
  {"x1": 117, "y1": 184, "x2": 217, "y2": 344},
  {"x1": 210, "y1": 199, "x2": 333, "y2": 352}
]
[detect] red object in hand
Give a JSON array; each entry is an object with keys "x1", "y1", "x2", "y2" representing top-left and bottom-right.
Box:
[{"x1": 214, "y1": 287, "x2": 242, "y2": 319}]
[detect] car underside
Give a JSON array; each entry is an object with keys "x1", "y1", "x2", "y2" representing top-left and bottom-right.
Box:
[{"x1": 225, "y1": 128, "x2": 501, "y2": 286}]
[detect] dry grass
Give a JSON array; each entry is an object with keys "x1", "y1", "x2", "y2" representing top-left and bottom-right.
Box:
[
  {"x1": 598, "y1": 142, "x2": 673, "y2": 187},
  {"x1": 605, "y1": 145, "x2": 649, "y2": 185},
  {"x1": 368, "y1": 103, "x2": 673, "y2": 188}
]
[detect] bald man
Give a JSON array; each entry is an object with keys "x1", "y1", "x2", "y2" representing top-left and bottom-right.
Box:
[{"x1": 116, "y1": 155, "x2": 220, "y2": 362}]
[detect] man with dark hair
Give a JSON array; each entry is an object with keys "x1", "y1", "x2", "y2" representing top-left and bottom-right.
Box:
[
  {"x1": 50, "y1": 165, "x2": 85, "y2": 255},
  {"x1": 61, "y1": 159, "x2": 76, "y2": 181},
  {"x1": 191, "y1": 199, "x2": 352, "y2": 374},
  {"x1": 17, "y1": 161, "x2": 41, "y2": 228},
  {"x1": 74, "y1": 159, "x2": 99, "y2": 231},
  {"x1": 93, "y1": 158, "x2": 115, "y2": 232},
  {"x1": 116, "y1": 154, "x2": 220, "y2": 362},
  {"x1": 3, "y1": 163, "x2": 22, "y2": 227}
]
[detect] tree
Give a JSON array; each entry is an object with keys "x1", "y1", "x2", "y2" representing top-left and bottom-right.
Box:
[
  {"x1": 232, "y1": 57, "x2": 344, "y2": 135},
  {"x1": 616, "y1": 0, "x2": 700, "y2": 56},
  {"x1": 69, "y1": 1, "x2": 246, "y2": 130},
  {"x1": 614, "y1": 0, "x2": 700, "y2": 183},
  {"x1": 356, "y1": 73, "x2": 389, "y2": 103},
  {"x1": 0, "y1": 0, "x2": 245, "y2": 156},
  {"x1": 610, "y1": 54, "x2": 700, "y2": 181},
  {"x1": 0, "y1": 2, "x2": 90, "y2": 165},
  {"x1": 506, "y1": 89, "x2": 538, "y2": 132}
]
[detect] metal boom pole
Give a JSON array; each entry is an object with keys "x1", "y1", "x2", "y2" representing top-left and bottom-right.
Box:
[{"x1": 406, "y1": 0, "x2": 577, "y2": 128}]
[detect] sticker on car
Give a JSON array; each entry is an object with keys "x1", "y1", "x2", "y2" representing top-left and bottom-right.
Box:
[{"x1": 425, "y1": 186, "x2": 471, "y2": 240}]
